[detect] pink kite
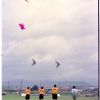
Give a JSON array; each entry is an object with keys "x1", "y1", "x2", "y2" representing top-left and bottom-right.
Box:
[{"x1": 19, "y1": 23, "x2": 25, "y2": 30}]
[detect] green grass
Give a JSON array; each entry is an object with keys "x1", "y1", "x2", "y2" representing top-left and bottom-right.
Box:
[{"x1": 2, "y1": 94, "x2": 98, "y2": 100}]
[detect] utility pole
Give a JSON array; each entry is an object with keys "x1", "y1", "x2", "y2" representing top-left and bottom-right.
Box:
[
  {"x1": 40, "y1": 81, "x2": 42, "y2": 88},
  {"x1": 20, "y1": 81, "x2": 22, "y2": 96},
  {"x1": 65, "y1": 80, "x2": 66, "y2": 87},
  {"x1": 8, "y1": 81, "x2": 9, "y2": 87},
  {"x1": 58, "y1": 82, "x2": 60, "y2": 90}
]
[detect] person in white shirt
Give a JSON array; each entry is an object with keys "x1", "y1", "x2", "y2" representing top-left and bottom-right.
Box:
[{"x1": 71, "y1": 86, "x2": 78, "y2": 100}]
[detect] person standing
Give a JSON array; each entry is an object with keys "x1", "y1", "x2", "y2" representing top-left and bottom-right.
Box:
[
  {"x1": 25, "y1": 87, "x2": 31, "y2": 100},
  {"x1": 71, "y1": 86, "x2": 78, "y2": 100},
  {"x1": 52, "y1": 85, "x2": 59, "y2": 100},
  {"x1": 39, "y1": 87, "x2": 44, "y2": 100}
]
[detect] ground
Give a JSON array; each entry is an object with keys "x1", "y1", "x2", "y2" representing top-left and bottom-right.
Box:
[{"x1": 2, "y1": 94, "x2": 98, "y2": 100}]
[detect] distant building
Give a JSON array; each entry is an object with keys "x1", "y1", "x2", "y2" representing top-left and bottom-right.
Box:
[
  {"x1": 2, "y1": 86, "x2": 18, "y2": 92},
  {"x1": 43, "y1": 85, "x2": 49, "y2": 90},
  {"x1": 59, "y1": 86, "x2": 71, "y2": 91}
]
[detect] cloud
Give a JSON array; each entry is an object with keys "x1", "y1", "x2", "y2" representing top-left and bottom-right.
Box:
[{"x1": 2, "y1": 0, "x2": 98, "y2": 86}]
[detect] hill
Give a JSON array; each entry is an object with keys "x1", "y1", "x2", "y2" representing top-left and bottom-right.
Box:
[{"x1": 2, "y1": 79, "x2": 94, "y2": 88}]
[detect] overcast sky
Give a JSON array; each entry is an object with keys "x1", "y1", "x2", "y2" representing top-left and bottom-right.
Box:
[{"x1": 2, "y1": 0, "x2": 98, "y2": 86}]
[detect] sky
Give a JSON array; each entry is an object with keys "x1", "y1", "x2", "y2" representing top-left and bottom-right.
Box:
[{"x1": 2, "y1": 0, "x2": 98, "y2": 86}]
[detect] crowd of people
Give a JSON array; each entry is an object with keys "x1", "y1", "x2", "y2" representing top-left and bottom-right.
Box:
[{"x1": 25, "y1": 85, "x2": 78, "y2": 100}]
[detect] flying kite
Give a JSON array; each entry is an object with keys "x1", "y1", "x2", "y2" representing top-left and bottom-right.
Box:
[
  {"x1": 55, "y1": 60, "x2": 60, "y2": 69},
  {"x1": 25, "y1": 0, "x2": 29, "y2": 2},
  {"x1": 31, "y1": 59, "x2": 36, "y2": 66},
  {"x1": 19, "y1": 23, "x2": 25, "y2": 30}
]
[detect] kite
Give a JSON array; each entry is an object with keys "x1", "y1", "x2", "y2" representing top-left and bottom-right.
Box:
[
  {"x1": 19, "y1": 23, "x2": 25, "y2": 30},
  {"x1": 25, "y1": 0, "x2": 29, "y2": 2},
  {"x1": 55, "y1": 60, "x2": 60, "y2": 69},
  {"x1": 31, "y1": 59, "x2": 36, "y2": 66}
]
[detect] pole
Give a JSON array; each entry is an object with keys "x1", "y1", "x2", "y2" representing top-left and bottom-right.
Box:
[
  {"x1": 58, "y1": 82, "x2": 60, "y2": 90},
  {"x1": 65, "y1": 80, "x2": 66, "y2": 87},
  {"x1": 40, "y1": 82, "x2": 42, "y2": 88},
  {"x1": 20, "y1": 81, "x2": 22, "y2": 96},
  {"x1": 8, "y1": 81, "x2": 9, "y2": 87}
]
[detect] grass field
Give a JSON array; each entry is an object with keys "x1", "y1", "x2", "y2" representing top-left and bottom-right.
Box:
[{"x1": 2, "y1": 94, "x2": 98, "y2": 100}]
